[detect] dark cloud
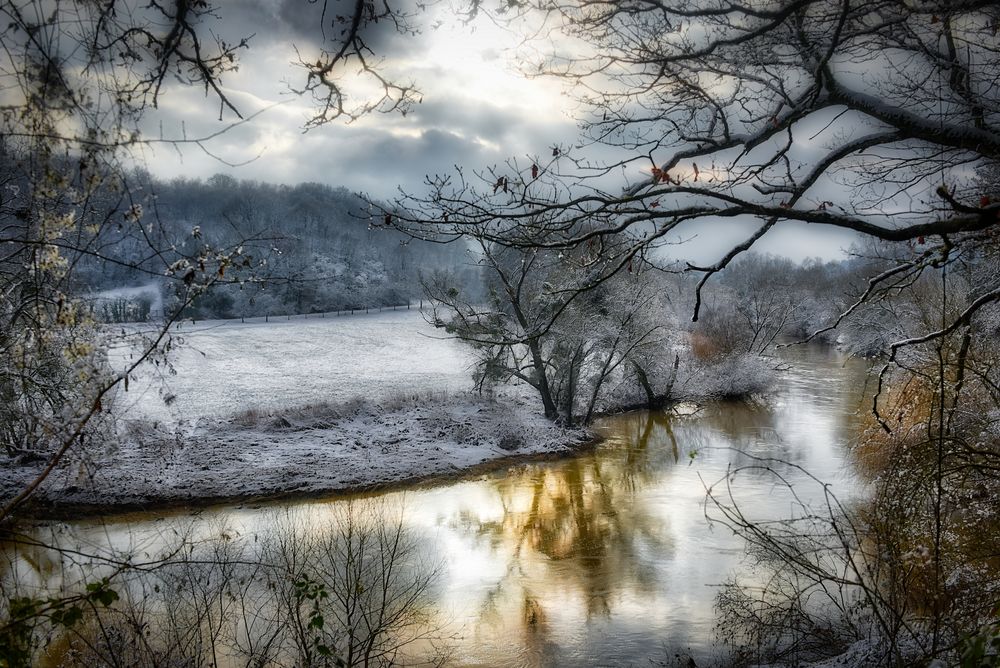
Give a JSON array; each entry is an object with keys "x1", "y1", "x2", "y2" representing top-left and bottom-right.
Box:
[
  {"x1": 143, "y1": 108, "x2": 503, "y2": 195},
  {"x1": 205, "y1": 0, "x2": 428, "y2": 60},
  {"x1": 308, "y1": 128, "x2": 490, "y2": 193},
  {"x1": 141, "y1": 64, "x2": 577, "y2": 197},
  {"x1": 208, "y1": 0, "x2": 290, "y2": 44},
  {"x1": 135, "y1": 1, "x2": 580, "y2": 198},
  {"x1": 409, "y1": 98, "x2": 512, "y2": 144},
  {"x1": 406, "y1": 95, "x2": 573, "y2": 156},
  {"x1": 276, "y1": 0, "x2": 328, "y2": 43}
]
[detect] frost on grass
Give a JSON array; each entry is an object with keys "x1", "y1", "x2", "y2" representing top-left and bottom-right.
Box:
[
  {"x1": 111, "y1": 310, "x2": 475, "y2": 424},
  {"x1": 0, "y1": 312, "x2": 590, "y2": 512},
  {"x1": 0, "y1": 392, "x2": 588, "y2": 511}
]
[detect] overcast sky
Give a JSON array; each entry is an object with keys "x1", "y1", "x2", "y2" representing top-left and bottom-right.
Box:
[
  {"x1": 137, "y1": 0, "x2": 857, "y2": 262},
  {"x1": 140, "y1": 1, "x2": 576, "y2": 190}
]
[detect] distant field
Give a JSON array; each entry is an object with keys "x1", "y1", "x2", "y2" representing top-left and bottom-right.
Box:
[{"x1": 115, "y1": 310, "x2": 473, "y2": 423}]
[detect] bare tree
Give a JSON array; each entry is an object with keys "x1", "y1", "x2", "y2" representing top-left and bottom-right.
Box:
[
  {"x1": 388, "y1": 0, "x2": 1000, "y2": 333},
  {"x1": 0, "y1": 0, "x2": 432, "y2": 518},
  {"x1": 424, "y1": 226, "x2": 667, "y2": 425},
  {"x1": 382, "y1": 2, "x2": 1000, "y2": 663},
  {"x1": 1, "y1": 503, "x2": 446, "y2": 667}
]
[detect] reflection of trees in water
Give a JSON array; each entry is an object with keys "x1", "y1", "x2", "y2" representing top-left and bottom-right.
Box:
[
  {"x1": 450, "y1": 358, "x2": 869, "y2": 663},
  {"x1": 604, "y1": 402, "x2": 792, "y2": 478},
  {"x1": 453, "y1": 410, "x2": 685, "y2": 659},
  {"x1": 1, "y1": 520, "x2": 203, "y2": 610},
  {"x1": 613, "y1": 409, "x2": 680, "y2": 477},
  {"x1": 701, "y1": 400, "x2": 782, "y2": 454}
]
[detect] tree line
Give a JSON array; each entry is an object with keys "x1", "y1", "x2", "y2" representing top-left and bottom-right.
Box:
[{"x1": 77, "y1": 173, "x2": 473, "y2": 322}]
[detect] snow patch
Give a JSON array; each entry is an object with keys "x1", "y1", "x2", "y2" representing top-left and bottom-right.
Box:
[
  {"x1": 0, "y1": 392, "x2": 589, "y2": 512},
  {"x1": 112, "y1": 309, "x2": 474, "y2": 424}
]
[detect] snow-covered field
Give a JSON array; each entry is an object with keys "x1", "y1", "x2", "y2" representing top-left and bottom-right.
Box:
[
  {"x1": 3, "y1": 310, "x2": 590, "y2": 514},
  {"x1": 116, "y1": 309, "x2": 475, "y2": 423},
  {"x1": 10, "y1": 394, "x2": 586, "y2": 512}
]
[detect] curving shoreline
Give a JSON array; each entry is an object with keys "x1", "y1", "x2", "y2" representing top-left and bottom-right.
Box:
[
  {"x1": 12, "y1": 438, "x2": 605, "y2": 522},
  {"x1": 1, "y1": 393, "x2": 596, "y2": 521}
]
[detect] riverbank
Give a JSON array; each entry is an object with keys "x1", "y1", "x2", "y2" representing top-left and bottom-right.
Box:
[
  {"x1": 0, "y1": 309, "x2": 759, "y2": 519},
  {"x1": 3, "y1": 344, "x2": 868, "y2": 667},
  {"x1": 0, "y1": 392, "x2": 594, "y2": 519}
]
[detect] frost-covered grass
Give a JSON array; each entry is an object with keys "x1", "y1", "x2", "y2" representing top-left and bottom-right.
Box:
[
  {"x1": 2, "y1": 311, "x2": 591, "y2": 513},
  {"x1": 113, "y1": 309, "x2": 474, "y2": 424},
  {"x1": 2, "y1": 391, "x2": 586, "y2": 512},
  {"x1": 2, "y1": 310, "x2": 781, "y2": 513}
]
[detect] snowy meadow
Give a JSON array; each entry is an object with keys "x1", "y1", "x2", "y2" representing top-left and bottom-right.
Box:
[
  {"x1": 0, "y1": 310, "x2": 589, "y2": 511},
  {"x1": 119, "y1": 309, "x2": 474, "y2": 423}
]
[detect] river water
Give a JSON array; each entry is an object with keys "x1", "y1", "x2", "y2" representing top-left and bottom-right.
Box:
[{"x1": 4, "y1": 345, "x2": 871, "y2": 667}]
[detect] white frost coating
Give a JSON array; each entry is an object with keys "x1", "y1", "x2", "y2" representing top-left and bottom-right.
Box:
[
  {"x1": 111, "y1": 309, "x2": 475, "y2": 424},
  {"x1": 0, "y1": 393, "x2": 587, "y2": 509},
  {"x1": 86, "y1": 282, "x2": 164, "y2": 314},
  {"x1": 3, "y1": 311, "x2": 587, "y2": 510}
]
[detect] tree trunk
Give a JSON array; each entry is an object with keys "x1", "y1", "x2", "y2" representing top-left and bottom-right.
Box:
[
  {"x1": 527, "y1": 338, "x2": 558, "y2": 420},
  {"x1": 663, "y1": 354, "x2": 680, "y2": 399},
  {"x1": 632, "y1": 354, "x2": 678, "y2": 410},
  {"x1": 584, "y1": 349, "x2": 617, "y2": 425},
  {"x1": 632, "y1": 360, "x2": 657, "y2": 408},
  {"x1": 562, "y1": 353, "x2": 577, "y2": 428}
]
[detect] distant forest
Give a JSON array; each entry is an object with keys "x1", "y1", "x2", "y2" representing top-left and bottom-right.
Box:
[{"x1": 79, "y1": 173, "x2": 475, "y2": 321}]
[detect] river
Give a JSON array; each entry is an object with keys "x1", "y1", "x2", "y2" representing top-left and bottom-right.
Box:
[{"x1": 3, "y1": 345, "x2": 871, "y2": 667}]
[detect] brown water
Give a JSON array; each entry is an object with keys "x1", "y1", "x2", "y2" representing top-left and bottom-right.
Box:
[{"x1": 4, "y1": 345, "x2": 871, "y2": 667}]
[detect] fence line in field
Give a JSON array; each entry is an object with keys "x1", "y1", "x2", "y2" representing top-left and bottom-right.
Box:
[
  {"x1": 161, "y1": 300, "x2": 431, "y2": 326},
  {"x1": 256, "y1": 301, "x2": 423, "y2": 323}
]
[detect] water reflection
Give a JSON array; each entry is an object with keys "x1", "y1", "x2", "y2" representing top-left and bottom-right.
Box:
[
  {"x1": 4, "y1": 346, "x2": 871, "y2": 667},
  {"x1": 448, "y1": 449, "x2": 673, "y2": 665}
]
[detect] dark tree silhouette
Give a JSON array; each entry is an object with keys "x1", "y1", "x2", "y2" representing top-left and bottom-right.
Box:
[{"x1": 388, "y1": 0, "x2": 1000, "y2": 332}]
